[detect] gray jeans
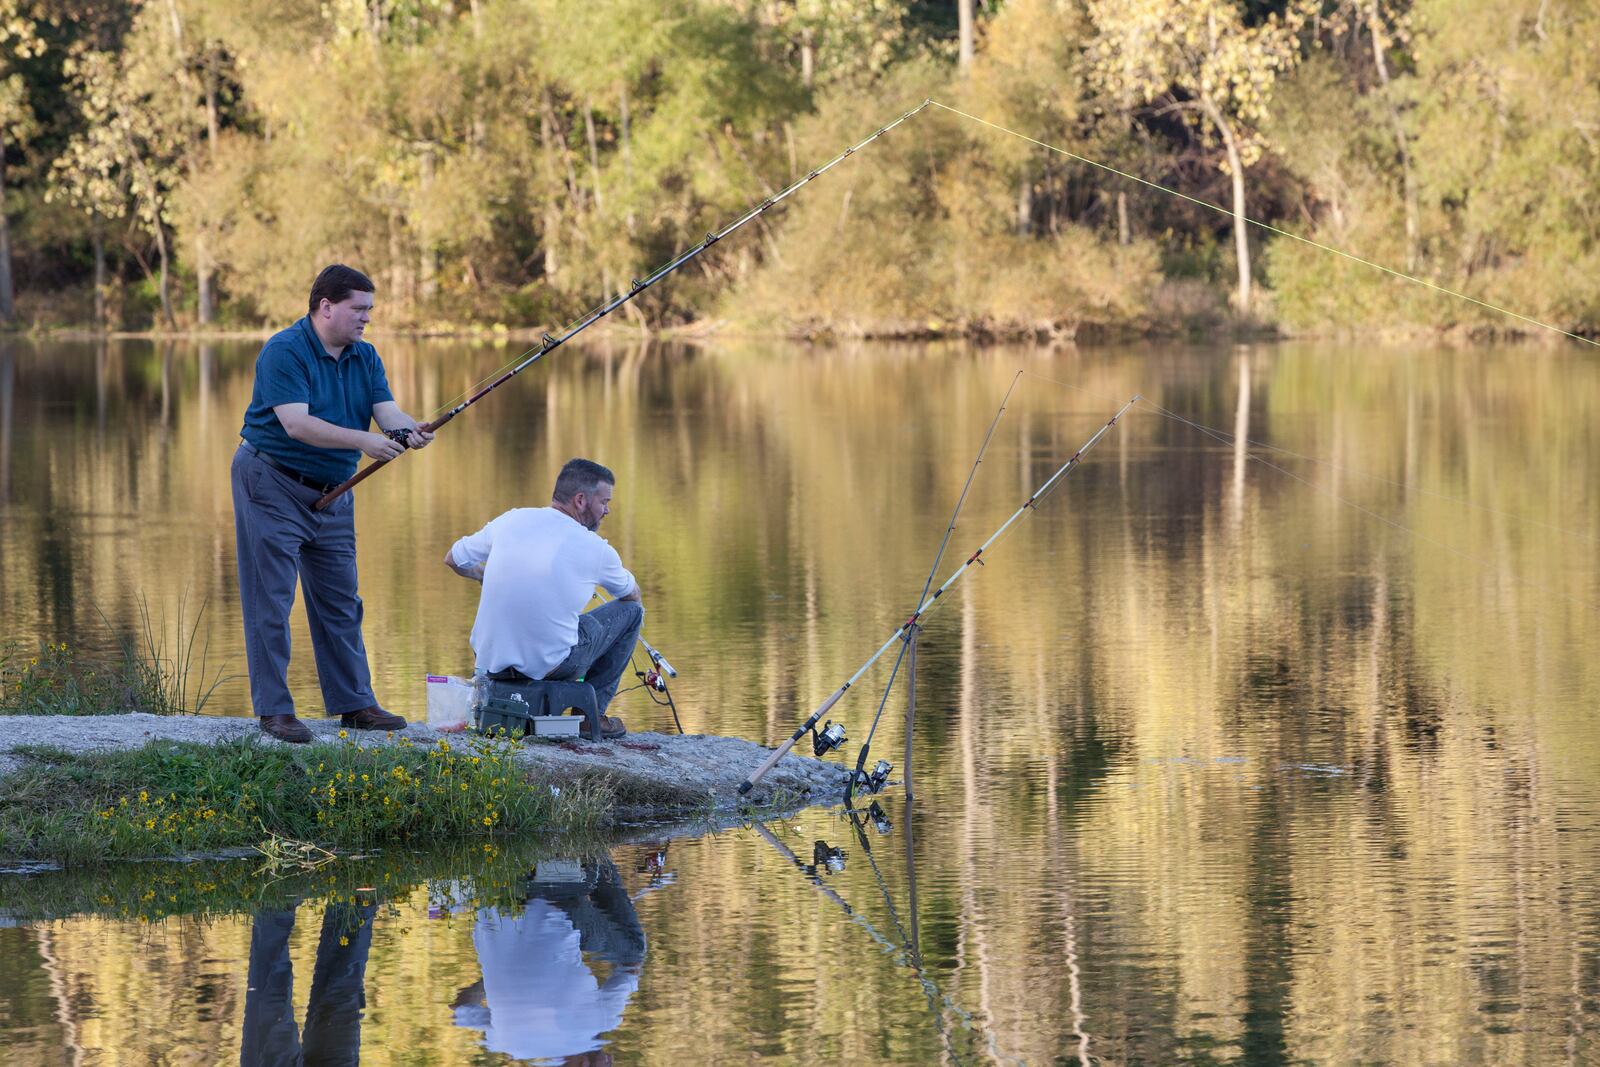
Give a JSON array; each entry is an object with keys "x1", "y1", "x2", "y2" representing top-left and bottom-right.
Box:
[
  {"x1": 544, "y1": 599, "x2": 645, "y2": 713},
  {"x1": 231, "y1": 444, "x2": 376, "y2": 717}
]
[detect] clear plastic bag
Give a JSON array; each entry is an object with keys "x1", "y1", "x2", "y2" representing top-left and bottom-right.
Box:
[{"x1": 425, "y1": 674, "x2": 474, "y2": 732}]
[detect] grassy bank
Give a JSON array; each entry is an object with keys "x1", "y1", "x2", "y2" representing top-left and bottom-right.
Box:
[{"x1": 0, "y1": 732, "x2": 612, "y2": 867}]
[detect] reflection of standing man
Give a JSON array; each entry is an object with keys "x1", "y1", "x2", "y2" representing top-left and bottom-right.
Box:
[
  {"x1": 232, "y1": 265, "x2": 434, "y2": 743},
  {"x1": 241, "y1": 900, "x2": 379, "y2": 1067},
  {"x1": 453, "y1": 857, "x2": 646, "y2": 1062}
]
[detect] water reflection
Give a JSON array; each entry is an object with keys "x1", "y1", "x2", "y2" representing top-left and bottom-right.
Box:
[
  {"x1": 243, "y1": 901, "x2": 378, "y2": 1066},
  {"x1": 3, "y1": 337, "x2": 1600, "y2": 1063},
  {"x1": 451, "y1": 856, "x2": 645, "y2": 1063}
]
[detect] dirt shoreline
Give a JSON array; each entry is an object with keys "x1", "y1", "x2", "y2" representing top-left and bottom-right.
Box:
[{"x1": 0, "y1": 713, "x2": 852, "y2": 816}]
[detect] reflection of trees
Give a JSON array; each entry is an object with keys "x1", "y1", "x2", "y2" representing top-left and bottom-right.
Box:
[{"x1": 1, "y1": 336, "x2": 1597, "y2": 1061}]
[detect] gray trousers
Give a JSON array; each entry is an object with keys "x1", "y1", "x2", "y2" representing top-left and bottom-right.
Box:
[
  {"x1": 545, "y1": 599, "x2": 645, "y2": 713},
  {"x1": 231, "y1": 444, "x2": 375, "y2": 717}
]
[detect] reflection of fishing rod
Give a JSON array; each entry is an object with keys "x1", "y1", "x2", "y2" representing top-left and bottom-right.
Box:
[
  {"x1": 739, "y1": 395, "x2": 1140, "y2": 795},
  {"x1": 754, "y1": 813, "x2": 1002, "y2": 1065},
  {"x1": 849, "y1": 372, "x2": 1022, "y2": 800},
  {"x1": 313, "y1": 101, "x2": 935, "y2": 512}
]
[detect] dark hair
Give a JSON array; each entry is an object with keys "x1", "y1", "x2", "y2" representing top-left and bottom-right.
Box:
[
  {"x1": 553, "y1": 458, "x2": 615, "y2": 503},
  {"x1": 308, "y1": 264, "x2": 375, "y2": 314}
]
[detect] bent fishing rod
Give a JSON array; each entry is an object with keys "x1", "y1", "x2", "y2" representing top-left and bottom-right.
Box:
[
  {"x1": 738, "y1": 394, "x2": 1139, "y2": 795},
  {"x1": 313, "y1": 99, "x2": 936, "y2": 511}
]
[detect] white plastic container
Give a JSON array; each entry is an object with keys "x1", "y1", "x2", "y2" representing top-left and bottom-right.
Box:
[
  {"x1": 531, "y1": 716, "x2": 580, "y2": 737},
  {"x1": 425, "y1": 674, "x2": 474, "y2": 732}
]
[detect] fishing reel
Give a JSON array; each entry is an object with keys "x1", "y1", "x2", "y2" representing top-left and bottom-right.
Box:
[
  {"x1": 383, "y1": 427, "x2": 415, "y2": 447},
  {"x1": 812, "y1": 840, "x2": 846, "y2": 875},
  {"x1": 810, "y1": 719, "x2": 847, "y2": 757},
  {"x1": 642, "y1": 668, "x2": 668, "y2": 693},
  {"x1": 850, "y1": 759, "x2": 893, "y2": 796},
  {"x1": 867, "y1": 801, "x2": 892, "y2": 836}
]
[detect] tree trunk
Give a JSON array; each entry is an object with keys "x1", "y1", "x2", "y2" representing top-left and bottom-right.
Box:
[
  {"x1": 539, "y1": 99, "x2": 560, "y2": 277},
  {"x1": 957, "y1": 0, "x2": 975, "y2": 72},
  {"x1": 92, "y1": 226, "x2": 107, "y2": 328},
  {"x1": 0, "y1": 143, "x2": 14, "y2": 324},
  {"x1": 196, "y1": 235, "x2": 213, "y2": 325},
  {"x1": 153, "y1": 222, "x2": 175, "y2": 328},
  {"x1": 620, "y1": 85, "x2": 635, "y2": 234},
  {"x1": 583, "y1": 100, "x2": 604, "y2": 212},
  {"x1": 1016, "y1": 172, "x2": 1032, "y2": 236},
  {"x1": 1117, "y1": 190, "x2": 1131, "y2": 246},
  {"x1": 469, "y1": 0, "x2": 486, "y2": 156},
  {"x1": 1203, "y1": 96, "x2": 1252, "y2": 314},
  {"x1": 800, "y1": 28, "x2": 815, "y2": 89},
  {"x1": 1368, "y1": 6, "x2": 1419, "y2": 272},
  {"x1": 418, "y1": 147, "x2": 436, "y2": 303}
]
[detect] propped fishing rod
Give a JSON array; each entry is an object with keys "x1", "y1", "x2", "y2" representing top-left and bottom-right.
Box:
[
  {"x1": 738, "y1": 394, "x2": 1139, "y2": 795},
  {"x1": 848, "y1": 371, "x2": 1022, "y2": 799},
  {"x1": 313, "y1": 100, "x2": 936, "y2": 511},
  {"x1": 593, "y1": 587, "x2": 685, "y2": 733}
]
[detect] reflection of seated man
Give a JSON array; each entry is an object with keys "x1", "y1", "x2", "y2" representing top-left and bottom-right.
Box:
[
  {"x1": 241, "y1": 899, "x2": 378, "y2": 1067},
  {"x1": 452, "y1": 857, "x2": 647, "y2": 1063},
  {"x1": 444, "y1": 458, "x2": 643, "y2": 740}
]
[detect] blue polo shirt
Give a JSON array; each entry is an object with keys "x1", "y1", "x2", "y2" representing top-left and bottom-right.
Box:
[{"x1": 239, "y1": 316, "x2": 395, "y2": 484}]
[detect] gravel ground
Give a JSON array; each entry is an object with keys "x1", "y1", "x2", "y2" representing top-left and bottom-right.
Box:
[{"x1": 0, "y1": 713, "x2": 852, "y2": 814}]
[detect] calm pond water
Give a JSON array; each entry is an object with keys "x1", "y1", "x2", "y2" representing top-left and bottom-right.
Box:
[{"x1": 1, "y1": 335, "x2": 1598, "y2": 1064}]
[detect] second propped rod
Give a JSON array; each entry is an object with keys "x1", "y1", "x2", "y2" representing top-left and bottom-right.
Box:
[{"x1": 738, "y1": 392, "x2": 1140, "y2": 796}]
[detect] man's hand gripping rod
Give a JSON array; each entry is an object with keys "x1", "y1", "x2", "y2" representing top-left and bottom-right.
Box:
[{"x1": 737, "y1": 395, "x2": 1138, "y2": 796}]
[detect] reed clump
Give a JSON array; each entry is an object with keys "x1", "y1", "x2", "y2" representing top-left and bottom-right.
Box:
[{"x1": 1, "y1": 595, "x2": 230, "y2": 717}]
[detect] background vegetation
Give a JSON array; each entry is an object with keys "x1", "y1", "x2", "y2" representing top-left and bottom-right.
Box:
[{"x1": 0, "y1": 0, "x2": 1594, "y2": 338}]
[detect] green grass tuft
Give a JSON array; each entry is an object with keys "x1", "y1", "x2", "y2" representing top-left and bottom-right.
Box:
[{"x1": 0, "y1": 732, "x2": 613, "y2": 866}]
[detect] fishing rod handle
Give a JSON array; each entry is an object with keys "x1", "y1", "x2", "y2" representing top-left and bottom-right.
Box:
[
  {"x1": 313, "y1": 411, "x2": 454, "y2": 511},
  {"x1": 644, "y1": 642, "x2": 678, "y2": 678},
  {"x1": 736, "y1": 686, "x2": 848, "y2": 794}
]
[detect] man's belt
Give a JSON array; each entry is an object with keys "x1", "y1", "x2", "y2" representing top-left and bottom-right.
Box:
[
  {"x1": 488, "y1": 668, "x2": 535, "y2": 683},
  {"x1": 240, "y1": 440, "x2": 340, "y2": 495}
]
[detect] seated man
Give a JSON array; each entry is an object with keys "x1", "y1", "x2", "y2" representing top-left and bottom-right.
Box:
[{"x1": 445, "y1": 458, "x2": 643, "y2": 739}]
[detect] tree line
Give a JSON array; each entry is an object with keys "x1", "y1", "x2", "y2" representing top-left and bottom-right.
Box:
[{"x1": 0, "y1": 0, "x2": 1594, "y2": 338}]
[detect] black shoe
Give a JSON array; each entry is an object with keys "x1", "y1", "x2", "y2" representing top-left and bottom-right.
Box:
[
  {"x1": 260, "y1": 714, "x2": 312, "y2": 743},
  {"x1": 340, "y1": 705, "x2": 407, "y2": 731}
]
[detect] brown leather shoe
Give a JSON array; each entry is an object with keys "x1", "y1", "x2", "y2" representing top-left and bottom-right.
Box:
[
  {"x1": 579, "y1": 715, "x2": 626, "y2": 741},
  {"x1": 340, "y1": 705, "x2": 408, "y2": 731},
  {"x1": 260, "y1": 714, "x2": 312, "y2": 743}
]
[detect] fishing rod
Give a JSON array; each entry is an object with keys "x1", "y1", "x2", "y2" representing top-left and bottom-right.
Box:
[
  {"x1": 312, "y1": 100, "x2": 936, "y2": 512},
  {"x1": 739, "y1": 394, "x2": 1139, "y2": 795},
  {"x1": 593, "y1": 588, "x2": 685, "y2": 733},
  {"x1": 848, "y1": 371, "x2": 1022, "y2": 799}
]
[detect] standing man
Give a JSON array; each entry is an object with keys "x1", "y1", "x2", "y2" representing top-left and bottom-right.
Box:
[
  {"x1": 445, "y1": 458, "x2": 643, "y2": 740},
  {"x1": 232, "y1": 264, "x2": 434, "y2": 743}
]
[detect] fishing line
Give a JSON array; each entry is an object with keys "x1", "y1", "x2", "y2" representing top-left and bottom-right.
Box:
[
  {"x1": 316, "y1": 100, "x2": 932, "y2": 508},
  {"x1": 1022, "y1": 370, "x2": 1599, "y2": 612},
  {"x1": 927, "y1": 100, "x2": 1599, "y2": 348}
]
